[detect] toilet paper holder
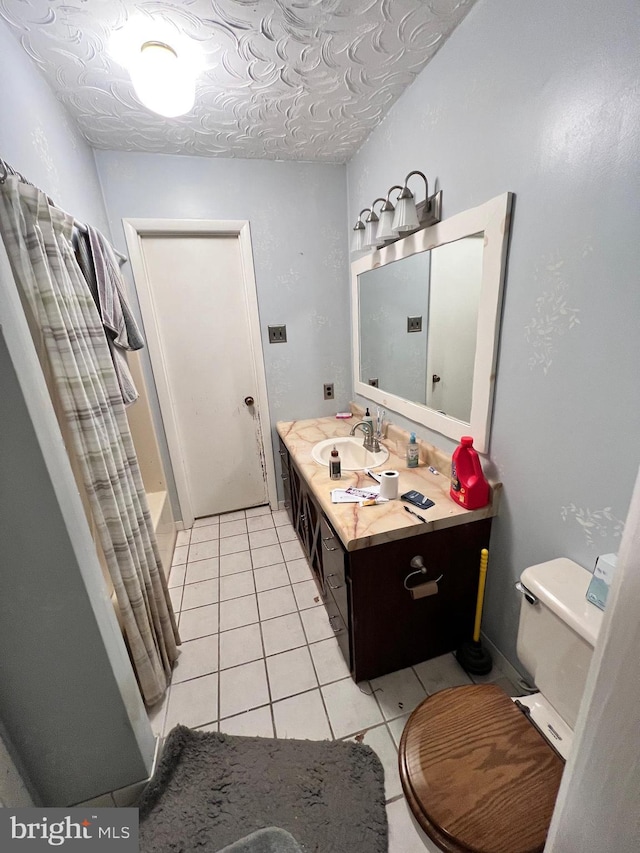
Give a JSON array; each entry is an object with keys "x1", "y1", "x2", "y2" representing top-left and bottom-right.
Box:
[{"x1": 404, "y1": 555, "x2": 443, "y2": 599}]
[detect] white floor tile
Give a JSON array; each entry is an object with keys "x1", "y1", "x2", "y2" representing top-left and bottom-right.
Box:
[
  {"x1": 370, "y1": 667, "x2": 427, "y2": 720},
  {"x1": 280, "y1": 539, "x2": 304, "y2": 562},
  {"x1": 194, "y1": 514, "x2": 220, "y2": 527},
  {"x1": 251, "y1": 543, "x2": 284, "y2": 569},
  {"x1": 181, "y1": 578, "x2": 219, "y2": 611},
  {"x1": 276, "y1": 525, "x2": 297, "y2": 543},
  {"x1": 286, "y1": 558, "x2": 314, "y2": 584},
  {"x1": 185, "y1": 557, "x2": 219, "y2": 584},
  {"x1": 266, "y1": 646, "x2": 318, "y2": 701},
  {"x1": 322, "y1": 678, "x2": 383, "y2": 738},
  {"x1": 219, "y1": 550, "x2": 253, "y2": 576},
  {"x1": 387, "y1": 797, "x2": 440, "y2": 853},
  {"x1": 309, "y1": 638, "x2": 351, "y2": 685},
  {"x1": 272, "y1": 689, "x2": 332, "y2": 740},
  {"x1": 247, "y1": 514, "x2": 275, "y2": 532},
  {"x1": 219, "y1": 659, "x2": 270, "y2": 718},
  {"x1": 164, "y1": 673, "x2": 218, "y2": 731},
  {"x1": 261, "y1": 612, "x2": 306, "y2": 656},
  {"x1": 168, "y1": 563, "x2": 186, "y2": 588},
  {"x1": 220, "y1": 570, "x2": 256, "y2": 601},
  {"x1": 218, "y1": 510, "x2": 246, "y2": 522},
  {"x1": 172, "y1": 635, "x2": 219, "y2": 683},
  {"x1": 175, "y1": 529, "x2": 191, "y2": 547},
  {"x1": 189, "y1": 539, "x2": 220, "y2": 562},
  {"x1": 190, "y1": 523, "x2": 219, "y2": 544},
  {"x1": 171, "y1": 545, "x2": 188, "y2": 566},
  {"x1": 219, "y1": 706, "x2": 274, "y2": 738},
  {"x1": 219, "y1": 534, "x2": 250, "y2": 555},
  {"x1": 179, "y1": 603, "x2": 219, "y2": 641},
  {"x1": 413, "y1": 653, "x2": 472, "y2": 695},
  {"x1": 219, "y1": 594, "x2": 259, "y2": 632},
  {"x1": 253, "y1": 563, "x2": 290, "y2": 592},
  {"x1": 387, "y1": 714, "x2": 410, "y2": 747},
  {"x1": 219, "y1": 519, "x2": 248, "y2": 538},
  {"x1": 348, "y1": 723, "x2": 402, "y2": 801},
  {"x1": 196, "y1": 721, "x2": 219, "y2": 733},
  {"x1": 219, "y1": 623, "x2": 264, "y2": 670},
  {"x1": 249, "y1": 528, "x2": 279, "y2": 549},
  {"x1": 300, "y1": 605, "x2": 334, "y2": 643},
  {"x1": 293, "y1": 579, "x2": 322, "y2": 610},
  {"x1": 169, "y1": 586, "x2": 183, "y2": 613},
  {"x1": 257, "y1": 585, "x2": 297, "y2": 620},
  {"x1": 271, "y1": 510, "x2": 290, "y2": 527},
  {"x1": 245, "y1": 505, "x2": 271, "y2": 517}
]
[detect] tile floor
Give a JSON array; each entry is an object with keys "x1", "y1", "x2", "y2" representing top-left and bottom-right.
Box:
[{"x1": 152, "y1": 504, "x2": 515, "y2": 853}]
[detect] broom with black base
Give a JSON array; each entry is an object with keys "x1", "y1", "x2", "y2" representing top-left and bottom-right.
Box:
[{"x1": 456, "y1": 547, "x2": 493, "y2": 675}]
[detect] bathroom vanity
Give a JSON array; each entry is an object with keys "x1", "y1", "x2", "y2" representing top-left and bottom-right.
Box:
[{"x1": 277, "y1": 415, "x2": 501, "y2": 682}]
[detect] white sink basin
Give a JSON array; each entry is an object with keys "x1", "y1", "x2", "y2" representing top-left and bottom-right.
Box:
[{"x1": 311, "y1": 437, "x2": 389, "y2": 471}]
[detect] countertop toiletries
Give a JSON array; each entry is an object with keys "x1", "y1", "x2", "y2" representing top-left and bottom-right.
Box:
[
  {"x1": 406, "y1": 432, "x2": 419, "y2": 468},
  {"x1": 329, "y1": 445, "x2": 341, "y2": 480},
  {"x1": 450, "y1": 436, "x2": 489, "y2": 509},
  {"x1": 363, "y1": 407, "x2": 373, "y2": 432},
  {"x1": 335, "y1": 412, "x2": 352, "y2": 419}
]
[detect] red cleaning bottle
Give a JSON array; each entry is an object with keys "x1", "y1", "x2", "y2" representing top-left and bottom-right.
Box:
[{"x1": 450, "y1": 436, "x2": 490, "y2": 510}]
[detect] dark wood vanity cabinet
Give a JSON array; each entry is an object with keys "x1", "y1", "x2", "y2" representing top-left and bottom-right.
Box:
[{"x1": 278, "y1": 439, "x2": 492, "y2": 682}]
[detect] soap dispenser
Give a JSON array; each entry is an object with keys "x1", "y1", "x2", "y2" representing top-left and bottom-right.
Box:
[
  {"x1": 329, "y1": 446, "x2": 341, "y2": 480},
  {"x1": 406, "y1": 432, "x2": 419, "y2": 468},
  {"x1": 363, "y1": 407, "x2": 373, "y2": 432}
]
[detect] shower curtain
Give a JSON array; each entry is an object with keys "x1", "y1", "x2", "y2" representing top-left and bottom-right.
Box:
[{"x1": 0, "y1": 176, "x2": 179, "y2": 706}]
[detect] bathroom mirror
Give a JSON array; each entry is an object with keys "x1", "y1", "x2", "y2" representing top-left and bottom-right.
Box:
[{"x1": 351, "y1": 192, "x2": 512, "y2": 452}]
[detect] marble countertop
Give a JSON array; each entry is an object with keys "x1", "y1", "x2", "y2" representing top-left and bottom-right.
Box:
[{"x1": 276, "y1": 416, "x2": 501, "y2": 552}]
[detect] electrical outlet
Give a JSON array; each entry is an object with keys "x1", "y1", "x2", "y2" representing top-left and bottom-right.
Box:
[
  {"x1": 268, "y1": 325, "x2": 287, "y2": 343},
  {"x1": 407, "y1": 316, "x2": 422, "y2": 333},
  {"x1": 368, "y1": 378, "x2": 379, "y2": 387},
  {"x1": 323, "y1": 383, "x2": 334, "y2": 400}
]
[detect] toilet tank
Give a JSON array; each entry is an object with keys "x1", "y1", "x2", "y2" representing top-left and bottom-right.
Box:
[{"x1": 516, "y1": 558, "x2": 603, "y2": 729}]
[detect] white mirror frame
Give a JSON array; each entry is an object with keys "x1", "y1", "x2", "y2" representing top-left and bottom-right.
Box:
[{"x1": 351, "y1": 191, "x2": 513, "y2": 453}]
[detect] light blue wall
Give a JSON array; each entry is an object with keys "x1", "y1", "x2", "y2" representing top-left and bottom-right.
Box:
[
  {"x1": 347, "y1": 0, "x2": 640, "y2": 667},
  {"x1": 94, "y1": 150, "x2": 351, "y2": 512},
  {"x1": 0, "y1": 20, "x2": 109, "y2": 234}
]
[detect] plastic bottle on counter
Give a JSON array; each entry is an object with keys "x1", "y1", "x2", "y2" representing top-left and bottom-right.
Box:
[
  {"x1": 406, "y1": 432, "x2": 419, "y2": 468},
  {"x1": 329, "y1": 446, "x2": 342, "y2": 480},
  {"x1": 450, "y1": 436, "x2": 490, "y2": 509}
]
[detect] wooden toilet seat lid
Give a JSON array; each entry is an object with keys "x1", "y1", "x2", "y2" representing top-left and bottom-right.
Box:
[{"x1": 399, "y1": 684, "x2": 564, "y2": 853}]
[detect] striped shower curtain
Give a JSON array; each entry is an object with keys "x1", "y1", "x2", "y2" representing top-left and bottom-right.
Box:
[{"x1": 0, "y1": 176, "x2": 179, "y2": 706}]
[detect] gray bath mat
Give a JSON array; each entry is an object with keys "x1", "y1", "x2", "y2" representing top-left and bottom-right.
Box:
[{"x1": 138, "y1": 725, "x2": 388, "y2": 853}]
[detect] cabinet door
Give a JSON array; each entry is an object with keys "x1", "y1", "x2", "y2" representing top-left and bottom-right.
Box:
[
  {"x1": 278, "y1": 439, "x2": 293, "y2": 524},
  {"x1": 320, "y1": 517, "x2": 352, "y2": 670},
  {"x1": 349, "y1": 519, "x2": 492, "y2": 681}
]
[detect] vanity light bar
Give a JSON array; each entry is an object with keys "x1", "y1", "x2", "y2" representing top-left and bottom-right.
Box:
[{"x1": 352, "y1": 170, "x2": 442, "y2": 253}]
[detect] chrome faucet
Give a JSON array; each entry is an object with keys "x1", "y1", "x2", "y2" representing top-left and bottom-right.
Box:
[{"x1": 350, "y1": 421, "x2": 381, "y2": 454}]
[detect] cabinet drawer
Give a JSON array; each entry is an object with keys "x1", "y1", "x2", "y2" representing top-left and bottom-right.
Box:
[
  {"x1": 320, "y1": 517, "x2": 348, "y2": 623},
  {"x1": 325, "y1": 589, "x2": 351, "y2": 670}
]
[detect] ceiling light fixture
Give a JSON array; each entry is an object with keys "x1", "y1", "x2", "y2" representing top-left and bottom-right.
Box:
[
  {"x1": 110, "y1": 18, "x2": 203, "y2": 118},
  {"x1": 351, "y1": 170, "x2": 442, "y2": 253},
  {"x1": 130, "y1": 40, "x2": 195, "y2": 117}
]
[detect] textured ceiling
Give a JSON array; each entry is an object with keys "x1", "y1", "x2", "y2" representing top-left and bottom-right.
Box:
[{"x1": 0, "y1": 0, "x2": 476, "y2": 163}]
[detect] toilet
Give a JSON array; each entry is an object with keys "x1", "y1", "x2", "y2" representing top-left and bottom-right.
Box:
[{"x1": 399, "y1": 558, "x2": 603, "y2": 853}]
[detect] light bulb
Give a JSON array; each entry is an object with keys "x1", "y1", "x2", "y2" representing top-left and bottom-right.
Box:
[{"x1": 129, "y1": 41, "x2": 195, "y2": 117}]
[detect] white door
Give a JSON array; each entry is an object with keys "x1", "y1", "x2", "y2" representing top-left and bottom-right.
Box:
[{"x1": 126, "y1": 222, "x2": 275, "y2": 522}]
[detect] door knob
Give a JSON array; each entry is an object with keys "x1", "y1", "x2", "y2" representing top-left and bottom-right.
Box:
[{"x1": 244, "y1": 396, "x2": 255, "y2": 406}]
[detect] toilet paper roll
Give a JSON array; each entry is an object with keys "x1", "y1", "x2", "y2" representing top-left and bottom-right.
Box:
[{"x1": 378, "y1": 470, "x2": 399, "y2": 500}]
